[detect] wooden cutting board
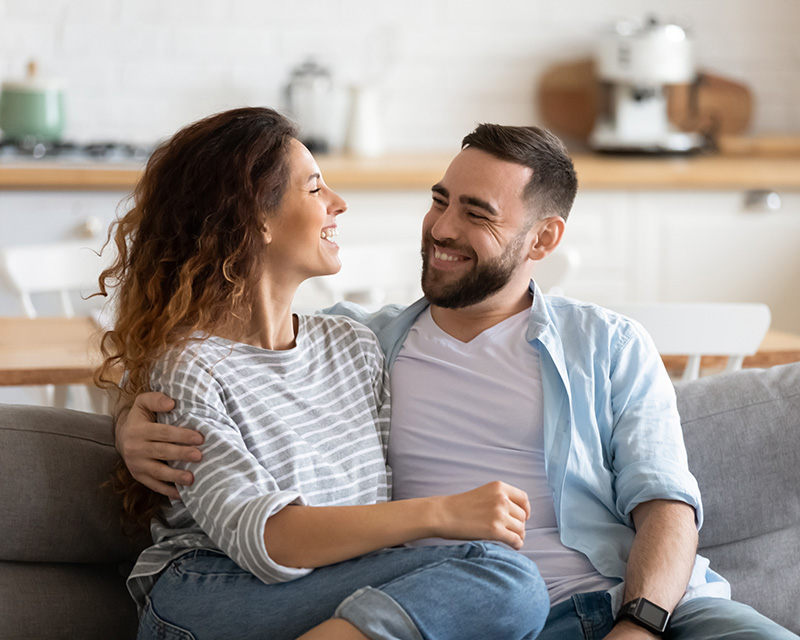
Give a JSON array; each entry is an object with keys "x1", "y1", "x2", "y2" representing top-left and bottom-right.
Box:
[{"x1": 538, "y1": 58, "x2": 753, "y2": 142}]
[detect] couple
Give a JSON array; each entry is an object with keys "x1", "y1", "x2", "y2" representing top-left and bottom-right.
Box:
[{"x1": 105, "y1": 107, "x2": 796, "y2": 639}]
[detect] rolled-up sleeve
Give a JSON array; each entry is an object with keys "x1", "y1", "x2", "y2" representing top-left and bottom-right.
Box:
[
  {"x1": 608, "y1": 321, "x2": 704, "y2": 528},
  {"x1": 152, "y1": 361, "x2": 313, "y2": 584}
]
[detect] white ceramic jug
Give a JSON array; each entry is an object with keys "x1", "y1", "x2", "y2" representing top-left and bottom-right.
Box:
[{"x1": 344, "y1": 84, "x2": 384, "y2": 157}]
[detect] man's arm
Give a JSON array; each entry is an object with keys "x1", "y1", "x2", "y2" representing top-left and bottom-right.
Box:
[
  {"x1": 604, "y1": 499, "x2": 698, "y2": 639},
  {"x1": 603, "y1": 317, "x2": 703, "y2": 638},
  {"x1": 115, "y1": 391, "x2": 203, "y2": 499}
]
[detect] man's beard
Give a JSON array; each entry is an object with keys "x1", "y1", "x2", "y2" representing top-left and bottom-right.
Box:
[{"x1": 420, "y1": 231, "x2": 527, "y2": 309}]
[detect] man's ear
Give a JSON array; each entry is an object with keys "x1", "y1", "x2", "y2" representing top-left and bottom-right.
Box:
[{"x1": 527, "y1": 216, "x2": 565, "y2": 261}]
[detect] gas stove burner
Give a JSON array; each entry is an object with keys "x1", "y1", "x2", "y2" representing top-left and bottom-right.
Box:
[
  {"x1": 0, "y1": 138, "x2": 75, "y2": 159},
  {"x1": 81, "y1": 142, "x2": 152, "y2": 161},
  {"x1": 0, "y1": 138, "x2": 152, "y2": 163}
]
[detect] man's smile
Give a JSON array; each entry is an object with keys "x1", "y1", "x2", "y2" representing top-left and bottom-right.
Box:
[{"x1": 432, "y1": 245, "x2": 470, "y2": 264}]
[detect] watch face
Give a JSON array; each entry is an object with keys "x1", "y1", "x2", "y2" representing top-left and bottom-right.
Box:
[{"x1": 637, "y1": 599, "x2": 669, "y2": 628}]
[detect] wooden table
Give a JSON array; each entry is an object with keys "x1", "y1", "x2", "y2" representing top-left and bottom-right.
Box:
[
  {"x1": 0, "y1": 316, "x2": 103, "y2": 386},
  {"x1": 2, "y1": 317, "x2": 800, "y2": 388}
]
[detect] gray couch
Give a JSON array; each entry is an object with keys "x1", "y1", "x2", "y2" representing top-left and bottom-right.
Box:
[{"x1": 1, "y1": 364, "x2": 799, "y2": 639}]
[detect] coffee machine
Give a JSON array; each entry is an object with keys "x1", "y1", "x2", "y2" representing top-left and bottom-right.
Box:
[{"x1": 589, "y1": 17, "x2": 706, "y2": 154}]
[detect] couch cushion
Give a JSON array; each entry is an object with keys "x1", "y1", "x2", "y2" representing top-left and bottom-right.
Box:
[
  {"x1": 0, "y1": 404, "x2": 150, "y2": 563},
  {"x1": 0, "y1": 561, "x2": 138, "y2": 640},
  {"x1": 676, "y1": 363, "x2": 800, "y2": 632}
]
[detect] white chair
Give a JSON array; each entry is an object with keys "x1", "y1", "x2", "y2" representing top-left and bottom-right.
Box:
[
  {"x1": 0, "y1": 241, "x2": 112, "y2": 319},
  {"x1": 609, "y1": 302, "x2": 772, "y2": 381},
  {"x1": 536, "y1": 245, "x2": 581, "y2": 295},
  {"x1": 297, "y1": 244, "x2": 423, "y2": 312},
  {"x1": 0, "y1": 241, "x2": 113, "y2": 411}
]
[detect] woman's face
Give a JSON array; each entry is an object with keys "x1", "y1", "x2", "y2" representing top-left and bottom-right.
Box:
[{"x1": 264, "y1": 139, "x2": 347, "y2": 285}]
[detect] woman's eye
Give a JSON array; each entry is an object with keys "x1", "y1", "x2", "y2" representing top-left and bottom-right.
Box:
[{"x1": 310, "y1": 188, "x2": 321, "y2": 194}]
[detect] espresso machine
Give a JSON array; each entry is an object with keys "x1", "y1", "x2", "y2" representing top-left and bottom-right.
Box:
[{"x1": 589, "y1": 17, "x2": 706, "y2": 154}]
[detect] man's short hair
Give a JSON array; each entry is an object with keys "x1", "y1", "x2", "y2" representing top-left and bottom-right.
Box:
[{"x1": 461, "y1": 124, "x2": 578, "y2": 222}]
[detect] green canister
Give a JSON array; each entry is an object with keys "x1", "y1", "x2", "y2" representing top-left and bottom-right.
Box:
[{"x1": 0, "y1": 61, "x2": 66, "y2": 142}]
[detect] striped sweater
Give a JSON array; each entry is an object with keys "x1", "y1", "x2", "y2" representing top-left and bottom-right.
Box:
[{"x1": 127, "y1": 314, "x2": 391, "y2": 609}]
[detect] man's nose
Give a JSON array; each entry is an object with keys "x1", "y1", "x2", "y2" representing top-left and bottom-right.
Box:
[{"x1": 429, "y1": 206, "x2": 459, "y2": 241}]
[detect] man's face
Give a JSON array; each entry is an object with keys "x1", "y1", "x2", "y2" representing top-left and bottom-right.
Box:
[{"x1": 421, "y1": 147, "x2": 536, "y2": 308}]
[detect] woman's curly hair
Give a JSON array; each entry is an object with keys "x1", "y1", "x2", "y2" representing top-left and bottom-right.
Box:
[{"x1": 95, "y1": 107, "x2": 297, "y2": 528}]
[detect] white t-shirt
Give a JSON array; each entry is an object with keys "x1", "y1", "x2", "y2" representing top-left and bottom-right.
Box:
[{"x1": 388, "y1": 307, "x2": 618, "y2": 605}]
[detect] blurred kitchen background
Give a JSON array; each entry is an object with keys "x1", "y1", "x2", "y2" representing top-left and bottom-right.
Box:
[
  {"x1": 0, "y1": 0, "x2": 798, "y2": 146},
  {"x1": 1, "y1": 0, "x2": 800, "y2": 409}
]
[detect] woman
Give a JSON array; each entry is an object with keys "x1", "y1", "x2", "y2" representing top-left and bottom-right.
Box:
[{"x1": 97, "y1": 107, "x2": 547, "y2": 640}]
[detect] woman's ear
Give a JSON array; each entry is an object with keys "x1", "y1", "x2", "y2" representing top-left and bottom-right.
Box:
[
  {"x1": 527, "y1": 216, "x2": 565, "y2": 261},
  {"x1": 262, "y1": 225, "x2": 272, "y2": 245}
]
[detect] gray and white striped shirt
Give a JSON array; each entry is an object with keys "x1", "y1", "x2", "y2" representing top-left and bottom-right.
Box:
[{"x1": 127, "y1": 314, "x2": 391, "y2": 609}]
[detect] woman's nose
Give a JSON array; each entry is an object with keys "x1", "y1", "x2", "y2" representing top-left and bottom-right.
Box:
[{"x1": 330, "y1": 189, "x2": 347, "y2": 215}]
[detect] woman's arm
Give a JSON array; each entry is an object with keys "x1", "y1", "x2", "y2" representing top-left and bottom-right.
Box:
[
  {"x1": 263, "y1": 333, "x2": 530, "y2": 568},
  {"x1": 265, "y1": 480, "x2": 531, "y2": 569},
  {"x1": 175, "y1": 410, "x2": 529, "y2": 579},
  {"x1": 154, "y1": 355, "x2": 530, "y2": 583}
]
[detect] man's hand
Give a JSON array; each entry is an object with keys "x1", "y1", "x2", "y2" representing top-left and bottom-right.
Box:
[{"x1": 115, "y1": 391, "x2": 204, "y2": 500}]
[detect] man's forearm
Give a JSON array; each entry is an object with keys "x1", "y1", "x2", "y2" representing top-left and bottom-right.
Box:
[{"x1": 623, "y1": 499, "x2": 698, "y2": 612}]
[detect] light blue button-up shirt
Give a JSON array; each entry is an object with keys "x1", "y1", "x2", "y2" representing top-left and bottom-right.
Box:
[{"x1": 326, "y1": 280, "x2": 730, "y2": 611}]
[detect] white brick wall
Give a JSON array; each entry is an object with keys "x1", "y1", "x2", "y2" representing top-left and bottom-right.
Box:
[{"x1": 0, "y1": 0, "x2": 798, "y2": 149}]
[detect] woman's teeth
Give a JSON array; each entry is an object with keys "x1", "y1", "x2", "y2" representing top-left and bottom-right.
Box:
[{"x1": 321, "y1": 228, "x2": 338, "y2": 241}]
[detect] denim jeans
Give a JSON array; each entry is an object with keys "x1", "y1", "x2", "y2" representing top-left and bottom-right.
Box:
[
  {"x1": 137, "y1": 542, "x2": 549, "y2": 640},
  {"x1": 537, "y1": 590, "x2": 799, "y2": 640}
]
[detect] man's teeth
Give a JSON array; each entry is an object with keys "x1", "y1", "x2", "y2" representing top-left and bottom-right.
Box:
[
  {"x1": 434, "y1": 248, "x2": 463, "y2": 262},
  {"x1": 321, "y1": 228, "x2": 338, "y2": 240}
]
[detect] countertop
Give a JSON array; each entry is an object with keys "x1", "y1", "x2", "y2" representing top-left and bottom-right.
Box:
[{"x1": 1, "y1": 137, "x2": 799, "y2": 192}]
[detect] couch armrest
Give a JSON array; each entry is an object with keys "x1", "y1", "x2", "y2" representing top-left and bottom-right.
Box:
[{"x1": 0, "y1": 404, "x2": 151, "y2": 564}]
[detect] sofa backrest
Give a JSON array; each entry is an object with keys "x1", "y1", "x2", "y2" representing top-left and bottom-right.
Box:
[{"x1": 676, "y1": 362, "x2": 800, "y2": 633}]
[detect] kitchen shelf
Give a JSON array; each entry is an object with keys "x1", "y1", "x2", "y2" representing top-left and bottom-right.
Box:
[{"x1": 1, "y1": 137, "x2": 799, "y2": 191}]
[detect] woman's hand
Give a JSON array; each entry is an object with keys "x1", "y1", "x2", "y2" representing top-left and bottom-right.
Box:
[
  {"x1": 115, "y1": 391, "x2": 204, "y2": 499},
  {"x1": 431, "y1": 481, "x2": 531, "y2": 549}
]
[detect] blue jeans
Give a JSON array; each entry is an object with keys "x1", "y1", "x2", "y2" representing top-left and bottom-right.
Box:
[
  {"x1": 137, "y1": 542, "x2": 548, "y2": 640},
  {"x1": 538, "y1": 590, "x2": 799, "y2": 640}
]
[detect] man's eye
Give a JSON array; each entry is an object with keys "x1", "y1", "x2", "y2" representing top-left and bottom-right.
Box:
[
  {"x1": 432, "y1": 197, "x2": 446, "y2": 207},
  {"x1": 467, "y1": 212, "x2": 485, "y2": 220}
]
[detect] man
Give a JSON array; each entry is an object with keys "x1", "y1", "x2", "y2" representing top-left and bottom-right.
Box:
[{"x1": 117, "y1": 124, "x2": 796, "y2": 639}]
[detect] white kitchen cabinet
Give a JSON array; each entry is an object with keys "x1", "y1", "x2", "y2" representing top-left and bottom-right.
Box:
[
  {"x1": 2, "y1": 186, "x2": 799, "y2": 333},
  {"x1": 552, "y1": 190, "x2": 637, "y2": 306},
  {"x1": 633, "y1": 190, "x2": 800, "y2": 333}
]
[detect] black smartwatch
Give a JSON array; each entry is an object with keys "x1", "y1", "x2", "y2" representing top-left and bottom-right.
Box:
[{"x1": 616, "y1": 597, "x2": 670, "y2": 635}]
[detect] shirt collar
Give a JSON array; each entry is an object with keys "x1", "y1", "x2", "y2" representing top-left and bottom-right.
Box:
[{"x1": 525, "y1": 279, "x2": 553, "y2": 344}]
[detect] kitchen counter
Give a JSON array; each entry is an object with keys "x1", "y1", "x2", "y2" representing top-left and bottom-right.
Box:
[{"x1": 1, "y1": 137, "x2": 799, "y2": 191}]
